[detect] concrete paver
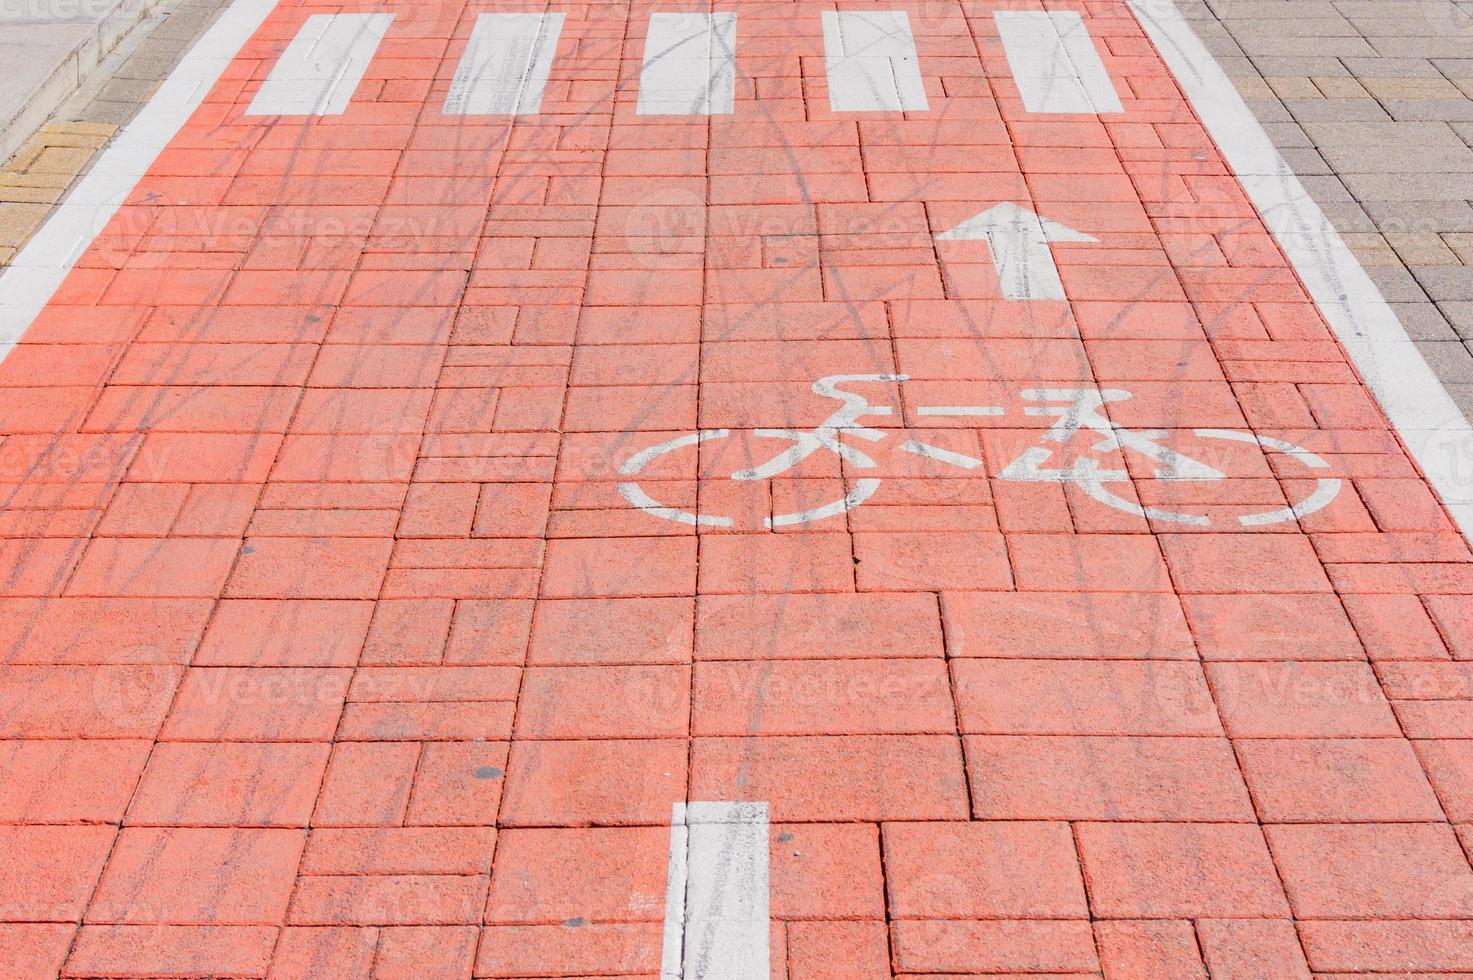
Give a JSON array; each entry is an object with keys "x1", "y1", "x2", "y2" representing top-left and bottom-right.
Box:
[
  {"x1": 1196, "y1": 0, "x2": 1473, "y2": 420},
  {"x1": 0, "y1": 0, "x2": 1470, "y2": 976}
]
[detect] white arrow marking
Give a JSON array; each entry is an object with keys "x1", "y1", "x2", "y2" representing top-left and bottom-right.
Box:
[{"x1": 936, "y1": 202, "x2": 1096, "y2": 301}]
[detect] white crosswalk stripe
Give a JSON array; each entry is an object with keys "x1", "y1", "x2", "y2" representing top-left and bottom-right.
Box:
[
  {"x1": 247, "y1": 12, "x2": 393, "y2": 116},
  {"x1": 994, "y1": 10, "x2": 1123, "y2": 114},
  {"x1": 821, "y1": 10, "x2": 927, "y2": 112},
  {"x1": 638, "y1": 12, "x2": 737, "y2": 116},
  {"x1": 444, "y1": 12, "x2": 564, "y2": 115}
]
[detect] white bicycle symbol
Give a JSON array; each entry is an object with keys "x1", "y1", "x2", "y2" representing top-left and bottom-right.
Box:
[{"x1": 618, "y1": 373, "x2": 1341, "y2": 530}]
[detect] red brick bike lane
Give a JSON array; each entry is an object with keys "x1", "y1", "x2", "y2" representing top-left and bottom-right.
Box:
[{"x1": 0, "y1": 0, "x2": 1471, "y2": 976}]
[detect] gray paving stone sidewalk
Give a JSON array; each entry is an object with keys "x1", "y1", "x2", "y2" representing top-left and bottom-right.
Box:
[
  {"x1": 0, "y1": 0, "x2": 165, "y2": 163},
  {"x1": 64, "y1": 0, "x2": 225, "y2": 126},
  {"x1": 1183, "y1": 0, "x2": 1473, "y2": 413},
  {"x1": 0, "y1": 0, "x2": 225, "y2": 262}
]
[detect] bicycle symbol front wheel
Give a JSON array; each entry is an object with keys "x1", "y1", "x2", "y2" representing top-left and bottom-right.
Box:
[{"x1": 617, "y1": 428, "x2": 882, "y2": 530}]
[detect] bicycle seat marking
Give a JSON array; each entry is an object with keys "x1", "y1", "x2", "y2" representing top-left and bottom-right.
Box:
[{"x1": 618, "y1": 373, "x2": 1341, "y2": 531}]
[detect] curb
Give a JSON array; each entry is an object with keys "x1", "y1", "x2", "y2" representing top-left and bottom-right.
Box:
[{"x1": 0, "y1": 0, "x2": 162, "y2": 166}]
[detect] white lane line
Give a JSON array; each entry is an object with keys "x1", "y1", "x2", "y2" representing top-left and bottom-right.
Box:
[
  {"x1": 0, "y1": 0, "x2": 280, "y2": 360},
  {"x1": 660, "y1": 802, "x2": 690, "y2": 977},
  {"x1": 246, "y1": 12, "x2": 392, "y2": 115},
  {"x1": 444, "y1": 12, "x2": 564, "y2": 115},
  {"x1": 1130, "y1": 0, "x2": 1473, "y2": 542},
  {"x1": 822, "y1": 10, "x2": 927, "y2": 112},
  {"x1": 638, "y1": 12, "x2": 737, "y2": 116},
  {"x1": 661, "y1": 801, "x2": 769, "y2": 980},
  {"x1": 995, "y1": 10, "x2": 1123, "y2": 114}
]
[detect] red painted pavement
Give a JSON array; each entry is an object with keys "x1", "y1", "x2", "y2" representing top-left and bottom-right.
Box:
[{"x1": 1, "y1": 0, "x2": 1471, "y2": 976}]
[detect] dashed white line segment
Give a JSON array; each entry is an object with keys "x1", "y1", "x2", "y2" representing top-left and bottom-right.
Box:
[{"x1": 661, "y1": 801, "x2": 770, "y2": 980}]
